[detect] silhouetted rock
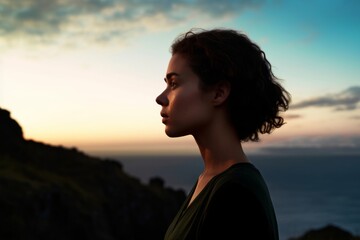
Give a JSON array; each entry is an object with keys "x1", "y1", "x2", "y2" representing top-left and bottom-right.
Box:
[
  {"x1": 149, "y1": 176, "x2": 165, "y2": 188},
  {"x1": 0, "y1": 107, "x2": 186, "y2": 240},
  {"x1": 0, "y1": 108, "x2": 23, "y2": 141},
  {"x1": 0, "y1": 108, "x2": 24, "y2": 154},
  {"x1": 289, "y1": 224, "x2": 360, "y2": 240}
]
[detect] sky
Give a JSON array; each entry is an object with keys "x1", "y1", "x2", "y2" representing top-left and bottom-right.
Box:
[{"x1": 1, "y1": 0, "x2": 359, "y2": 156}]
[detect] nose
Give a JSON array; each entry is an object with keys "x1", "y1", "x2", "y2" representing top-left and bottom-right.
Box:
[{"x1": 156, "y1": 90, "x2": 169, "y2": 106}]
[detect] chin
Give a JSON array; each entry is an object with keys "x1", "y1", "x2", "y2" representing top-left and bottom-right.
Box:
[
  {"x1": 165, "y1": 131, "x2": 183, "y2": 138},
  {"x1": 165, "y1": 128, "x2": 188, "y2": 138}
]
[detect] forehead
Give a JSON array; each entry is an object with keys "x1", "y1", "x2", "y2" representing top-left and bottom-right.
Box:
[{"x1": 167, "y1": 54, "x2": 191, "y2": 73}]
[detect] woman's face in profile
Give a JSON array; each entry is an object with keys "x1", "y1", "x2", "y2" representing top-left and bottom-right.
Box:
[{"x1": 156, "y1": 54, "x2": 214, "y2": 138}]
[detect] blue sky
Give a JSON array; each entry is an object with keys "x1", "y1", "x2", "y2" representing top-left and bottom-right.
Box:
[{"x1": 0, "y1": 0, "x2": 359, "y2": 155}]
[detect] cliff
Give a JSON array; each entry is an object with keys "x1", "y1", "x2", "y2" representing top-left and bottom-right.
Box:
[{"x1": 0, "y1": 107, "x2": 186, "y2": 240}]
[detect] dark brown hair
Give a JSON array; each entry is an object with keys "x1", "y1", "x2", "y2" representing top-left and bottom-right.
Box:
[{"x1": 171, "y1": 28, "x2": 291, "y2": 142}]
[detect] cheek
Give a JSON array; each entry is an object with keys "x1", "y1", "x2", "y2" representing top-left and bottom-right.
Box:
[
  {"x1": 170, "y1": 89, "x2": 211, "y2": 121},
  {"x1": 170, "y1": 89, "x2": 200, "y2": 113}
]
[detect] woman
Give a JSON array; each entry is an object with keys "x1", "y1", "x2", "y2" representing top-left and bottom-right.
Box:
[{"x1": 156, "y1": 28, "x2": 290, "y2": 240}]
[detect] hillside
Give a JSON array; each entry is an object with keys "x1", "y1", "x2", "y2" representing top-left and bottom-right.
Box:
[
  {"x1": 289, "y1": 224, "x2": 360, "y2": 240},
  {"x1": 0, "y1": 107, "x2": 186, "y2": 240}
]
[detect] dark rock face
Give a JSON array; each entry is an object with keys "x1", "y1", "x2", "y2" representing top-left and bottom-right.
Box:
[
  {"x1": 288, "y1": 224, "x2": 360, "y2": 240},
  {"x1": 0, "y1": 108, "x2": 23, "y2": 141},
  {"x1": 0, "y1": 107, "x2": 186, "y2": 240},
  {"x1": 0, "y1": 108, "x2": 24, "y2": 153}
]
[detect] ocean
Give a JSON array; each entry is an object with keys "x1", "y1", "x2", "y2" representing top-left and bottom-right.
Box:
[{"x1": 102, "y1": 153, "x2": 360, "y2": 240}]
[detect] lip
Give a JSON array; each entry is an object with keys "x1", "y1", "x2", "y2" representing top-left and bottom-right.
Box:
[{"x1": 160, "y1": 112, "x2": 169, "y2": 123}]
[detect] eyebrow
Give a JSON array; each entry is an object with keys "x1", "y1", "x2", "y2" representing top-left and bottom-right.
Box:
[{"x1": 164, "y1": 72, "x2": 180, "y2": 82}]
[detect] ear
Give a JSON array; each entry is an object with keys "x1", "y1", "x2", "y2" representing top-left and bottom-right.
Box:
[{"x1": 212, "y1": 81, "x2": 231, "y2": 106}]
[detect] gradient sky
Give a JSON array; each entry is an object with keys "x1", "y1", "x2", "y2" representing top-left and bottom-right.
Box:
[{"x1": 1, "y1": 0, "x2": 359, "y2": 155}]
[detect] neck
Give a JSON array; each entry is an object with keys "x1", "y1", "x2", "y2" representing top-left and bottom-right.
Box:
[{"x1": 193, "y1": 118, "x2": 248, "y2": 177}]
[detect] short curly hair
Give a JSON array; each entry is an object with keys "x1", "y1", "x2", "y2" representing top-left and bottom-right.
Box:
[{"x1": 171, "y1": 28, "x2": 291, "y2": 142}]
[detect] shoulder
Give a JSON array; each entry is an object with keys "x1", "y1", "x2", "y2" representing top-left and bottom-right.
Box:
[
  {"x1": 197, "y1": 163, "x2": 277, "y2": 239},
  {"x1": 203, "y1": 163, "x2": 270, "y2": 218},
  {"x1": 211, "y1": 162, "x2": 267, "y2": 194},
  {"x1": 203, "y1": 162, "x2": 277, "y2": 226},
  {"x1": 199, "y1": 176, "x2": 271, "y2": 239}
]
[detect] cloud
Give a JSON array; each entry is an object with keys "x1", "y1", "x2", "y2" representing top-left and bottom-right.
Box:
[
  {"x1": 291, "y1": 86, "x2": 360, "y2": 111},
  {"x1": 0, "y1": 0, "x2": 264, "y2": 46},
  {"x1": 261, "y1": 146, "x2": 360, "y2": 156},
  {"x1": 260, "y1": 135, "x2": 360, "y2": 156},
  {"x1": 284, "y1": 113, "x2": 302, "y2": 119}
]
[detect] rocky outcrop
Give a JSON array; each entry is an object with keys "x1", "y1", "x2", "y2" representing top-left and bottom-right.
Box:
[
  {"x1": 0, "y1": 107, "x2": 186, "y2": 240},
  {"x1": 289, "y1": 224, "x2": 360, "y2": 240},
  {"x1": 0, "y1": 108, "x2": 24, "y2": 153}
]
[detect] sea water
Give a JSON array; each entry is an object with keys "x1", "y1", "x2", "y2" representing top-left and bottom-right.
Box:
[{"x1": 105, "y1": 154, "x2": 360, "y2": 240}]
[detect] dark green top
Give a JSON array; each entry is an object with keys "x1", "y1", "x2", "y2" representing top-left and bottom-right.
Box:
[{"x1": 164, "y1": 162, "x2": 278, "y2": 240}]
